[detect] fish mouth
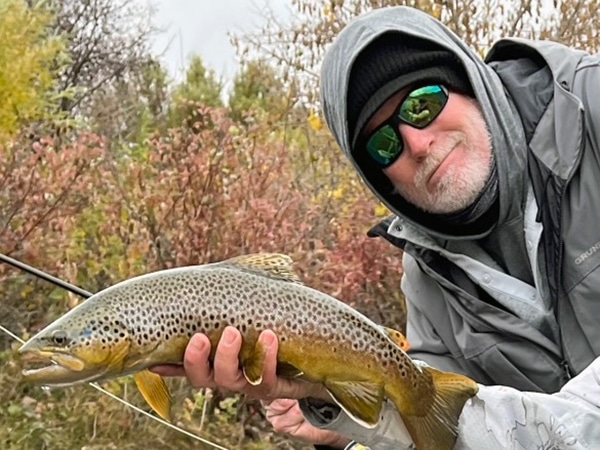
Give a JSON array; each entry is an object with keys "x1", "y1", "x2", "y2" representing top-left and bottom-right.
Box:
[{"x1": 19, "y1": 350, "x2": 99, "y2": 386}]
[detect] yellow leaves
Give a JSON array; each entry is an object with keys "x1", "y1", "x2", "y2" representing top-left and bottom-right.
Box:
[
  {"x1": 0, "y1": 0, "x2": 66, "y2": 141},
  {"x1": 322, "y1": 2, "x2": 335, "y2": 22},
  {"x1": 430, "y1": 3, "x2": 443, "y2": 20},
  {"x1": 329, "y1": 187, "x2": 344, "y2": 199},
  {"x1": 374, "y1": 202, "x2": 389, "y2": 218},
  {"x1": 20, "y1": 284, "x2": 35, "y2": 299},
  {"x1": 307, "y1": 108, "x2": 323, "y2": 131},
  {"x1": 228, "y1": 124, "x2": 241, "y2": 136}
]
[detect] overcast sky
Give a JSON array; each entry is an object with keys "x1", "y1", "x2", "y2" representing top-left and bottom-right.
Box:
[{"x1": 149, "y1": 0, "x2": 292, "y2": 84}]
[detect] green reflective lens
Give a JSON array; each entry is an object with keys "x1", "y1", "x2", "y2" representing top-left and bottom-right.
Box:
[
  {"x1": 363, "y1": 85, "x2": 448, "y2": 168},
  {"x1": 366, "y1": 124, "x2": 402, "y2": 166},
  {"x1": 399, "y1": 85, "x2": 447, "y2": 128}
]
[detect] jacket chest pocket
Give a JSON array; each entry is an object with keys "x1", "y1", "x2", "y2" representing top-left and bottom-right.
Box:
[
  {"x1": 564, "y1": 239, "x2": 600, "y2": 292},
  {"x1": 562, "y1": 177, "x2": 600, "y2": 292}
]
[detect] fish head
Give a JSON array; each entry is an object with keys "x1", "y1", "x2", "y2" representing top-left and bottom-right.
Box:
[{"x1": 19, "y1": 303, "x2": 131, "y2": 386}]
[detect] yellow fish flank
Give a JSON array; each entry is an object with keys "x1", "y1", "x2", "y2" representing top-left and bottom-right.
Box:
[{"x1": 18, "y1": 253, "x2": 477, "y2": 450}]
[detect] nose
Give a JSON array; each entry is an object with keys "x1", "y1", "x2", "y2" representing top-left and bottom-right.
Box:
[{"x1": 398, "y1": 123, "x2": 434, "y2": 161}]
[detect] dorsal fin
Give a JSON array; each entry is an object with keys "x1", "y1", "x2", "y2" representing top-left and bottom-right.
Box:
[{"x1": 221, "y1": 253, "x2": 303, "y2": 284}]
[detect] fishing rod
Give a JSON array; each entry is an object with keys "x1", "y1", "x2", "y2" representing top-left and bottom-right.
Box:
[
  {"x1": 0, "y1": 253, "x2": 92, "y2": 298},
  {"x1": 0, "y1": 252, "x2": 230, "y2": 450}
]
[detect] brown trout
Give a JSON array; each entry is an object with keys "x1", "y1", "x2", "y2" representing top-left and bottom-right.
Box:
[{"x1": 19, "y1": 253, "x2": 477, "y2": 450}]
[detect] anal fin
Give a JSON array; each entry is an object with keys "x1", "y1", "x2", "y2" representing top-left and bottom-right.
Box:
[{"x1": 133, "y1": 369, "x2": 172, "y2": 421}]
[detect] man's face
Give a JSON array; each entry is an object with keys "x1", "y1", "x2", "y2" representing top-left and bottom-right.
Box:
[{"x1": 362, "y1": 86, "x2": 493, "y2": 214}]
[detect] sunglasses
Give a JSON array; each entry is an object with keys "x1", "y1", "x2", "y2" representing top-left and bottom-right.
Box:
[{"x1": 362, "y1": 84, "x2": 449, "y2": 168}]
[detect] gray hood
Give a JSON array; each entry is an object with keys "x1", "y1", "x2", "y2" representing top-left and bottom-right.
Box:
[{"x1": 320, "y1": 6, "x2": 528, "y2": 240}]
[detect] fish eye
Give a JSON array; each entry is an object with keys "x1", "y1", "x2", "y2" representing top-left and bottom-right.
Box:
[{"x1": 51, "y1": 330, "x2": 69, "y2": 346}]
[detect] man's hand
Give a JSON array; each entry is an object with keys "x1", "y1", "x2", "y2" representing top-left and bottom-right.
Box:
[
  {"x1": 263, "y1": 398, "x2": 351, "y2": 448},
  {"x1": 151, "y1": 326, "x2": 326, "y2": 399},
  {"x1": 151, "y1": 327, "x2": 349, "y2": 447}
]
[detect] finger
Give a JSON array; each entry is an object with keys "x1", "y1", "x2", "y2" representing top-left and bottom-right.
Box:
[
  {"x1": 149, "y1": 364, "x2": 186, "y2": 377},
  {"x1": 258, "y1": 330, "x2": 279, "y2": 388},
  {"x1": 262, "y1": 398, "x2": 297, "y2": 415},
  {"x1": 212, "y1": 326, "x2": 246, "y2": 390},
  {"x1": 257, "y1": 331, "x2": 326, "y2": 400},
  {"x1": 242, "y1": 330, "x2": 282, "y2": 399},
  {"x1": 183, "y1": 333, "x2": 214, "y2": 388},
  {"x1": 266, "y1": 400, "x2": 305, "y2": 432}
]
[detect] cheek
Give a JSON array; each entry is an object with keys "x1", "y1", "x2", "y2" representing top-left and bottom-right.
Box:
[{"x1": 382, "y1": 160, "x2": 413, "y2": 186}]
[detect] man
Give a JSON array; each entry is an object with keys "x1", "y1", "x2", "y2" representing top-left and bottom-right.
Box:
[{"x1": 153, "y1": 6, "x2": 600, "y2": 449}]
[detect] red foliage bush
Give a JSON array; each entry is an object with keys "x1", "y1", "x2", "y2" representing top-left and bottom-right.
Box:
[{"x1": 1, "y1": 104, "x2": 406, "y2": 333}]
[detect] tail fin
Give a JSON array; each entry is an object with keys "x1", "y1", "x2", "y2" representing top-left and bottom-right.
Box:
[{"x1": 402, "y1": 367, "x2": 478, "y2": 450}]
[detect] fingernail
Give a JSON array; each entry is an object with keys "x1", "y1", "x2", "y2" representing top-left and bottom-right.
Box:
[
  {"x1": 261, "y1": 332, "x2": 275, "y2": 348},
  {"x1": 222, "y1": 328, "x2": 236, "y2": 344},
  {"x1": 190, "y1": 334, "x2": 207, "y2": 351}
]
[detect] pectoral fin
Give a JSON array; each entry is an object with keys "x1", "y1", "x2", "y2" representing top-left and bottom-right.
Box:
[
  {"x1": 324, "y1": 379, "x2": 384, "y2": 428},
  {"x1": 241, "y1": 340, "x2": 266, "y2": 385},
  {"x1": 381, "y1": 326, "x2": 410, "y2": 351},
  {"x1": 277, "y1": 361, "x2": 304, "y2": 378},
  {"x1": 133, "y1": 369, "x2": 172, "y2": 421}
]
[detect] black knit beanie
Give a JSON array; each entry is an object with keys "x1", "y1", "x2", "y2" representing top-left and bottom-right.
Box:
[{"x1": 348, "y1": 32, "x2": 474, "y2": 148}]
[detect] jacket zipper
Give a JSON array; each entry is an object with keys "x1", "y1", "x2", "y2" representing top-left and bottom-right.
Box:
[{"x1": 560, "y1": 359, "x2": 573, "y2": 381}]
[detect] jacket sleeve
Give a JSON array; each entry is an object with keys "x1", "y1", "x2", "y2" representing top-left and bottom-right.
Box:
[{"x1": 302, "y1": 356, "x2": 600, "y2": 449}]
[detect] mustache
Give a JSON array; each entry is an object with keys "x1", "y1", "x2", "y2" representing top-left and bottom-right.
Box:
[{"x1": 414, "y1": 133, "x2": 463, "y2": 187}]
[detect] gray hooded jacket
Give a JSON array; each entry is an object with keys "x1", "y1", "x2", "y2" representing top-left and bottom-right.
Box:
[
  {"x1": 308, "y1": 5, "x2": 600, "y2": 449},
  {"x1": 320, "y1": 6, "x2": 600, "y2": 395}
]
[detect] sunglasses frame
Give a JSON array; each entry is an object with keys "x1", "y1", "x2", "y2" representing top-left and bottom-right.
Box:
[{"x1": 360, "y1": 84, "x2": 449, "y2": 168}]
